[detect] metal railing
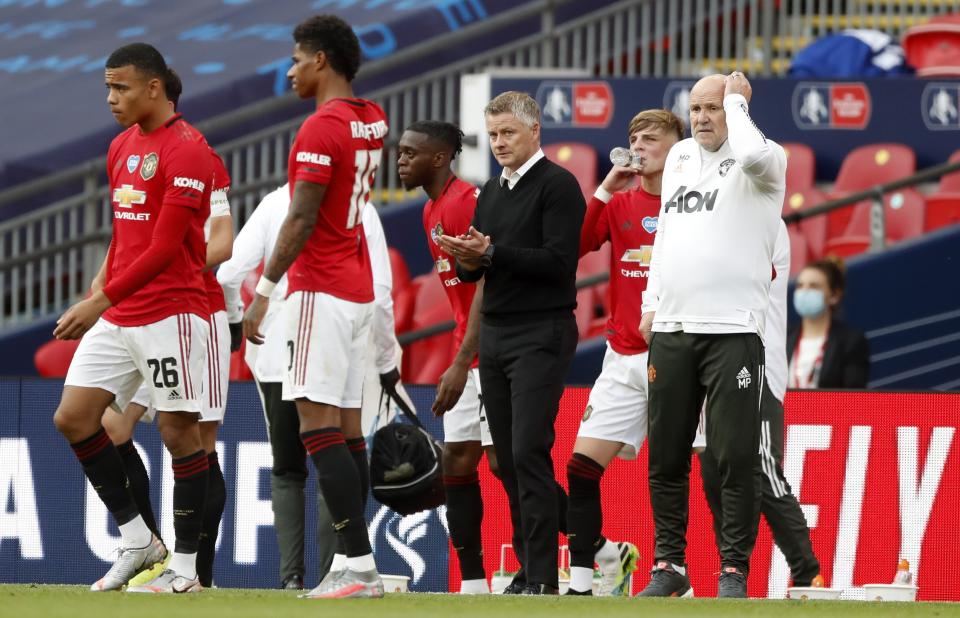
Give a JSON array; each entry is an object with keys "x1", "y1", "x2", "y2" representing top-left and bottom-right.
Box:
[{"x1": 1, "y1": 0, "x2": 952, "y2": 331}]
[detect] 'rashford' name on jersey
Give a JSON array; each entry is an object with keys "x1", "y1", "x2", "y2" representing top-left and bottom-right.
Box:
[
  {"x1": 103, "y1": 114, "x2": 214, "y2": 326},
  {"x1": 286, "y1": 98, "x2": 388, "y2": 303}
]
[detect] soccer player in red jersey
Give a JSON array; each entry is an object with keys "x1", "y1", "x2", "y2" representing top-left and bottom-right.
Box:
[
  {"x1": 397, "y1": 121, "x2": 495, "y2": 593},
  {"x1": 242, "y1": 15, "x2": 387, "y2": 599},
  {"x1": 564, "y1": 110, "x2": 685, "y2": 596},
  {"x1": 52, "y1": 43, "x2": 215, "y2": 594}
]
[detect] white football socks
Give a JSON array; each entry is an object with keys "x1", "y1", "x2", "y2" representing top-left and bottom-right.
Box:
[
  {"x1": 569, "y1": 566, "x2": 594, "y2": 593},
  {"x1": 346, "y1": 553, "x2": 377, "y2": 573},
  {"x1": 459, "y1": 578, "x2": 490, "y2": 594},
  {"x1": 118, "y1": 515, "x2": 152, "y2": 549},
  {"x1": 168, "y1": 551, "x2": 197, "y2": 580}
]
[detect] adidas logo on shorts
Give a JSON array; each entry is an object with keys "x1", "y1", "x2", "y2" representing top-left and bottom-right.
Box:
[
  {"x1": 167, "y1": 390, "x2": 182, "y2": 401},
  {"x1": 736, "y1": 367, "x2": 751, "y2": 389}
]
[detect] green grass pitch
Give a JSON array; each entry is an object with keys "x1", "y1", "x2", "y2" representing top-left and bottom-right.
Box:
[{"x1": 3, "y1": 585, "x2": 960, "y2": 618}]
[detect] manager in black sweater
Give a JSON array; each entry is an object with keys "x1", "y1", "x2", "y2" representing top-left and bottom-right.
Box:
[{"x1": 440, "y1": 91, "x2": 585, "y2": 595}]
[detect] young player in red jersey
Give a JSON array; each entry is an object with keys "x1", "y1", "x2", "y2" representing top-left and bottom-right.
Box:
[
  {"x1": 242, "y1": 15, "x2": 387, "y2": 599},
  {"x1": 52, "y1": 43, "x2": 215, "y2": 594},
  {"x1": 397, "y1": 121, "x2": 495, "y2": 593},
  {"x1": 99, "y1": 68, "x2": 235, "y2": 590},
  {"x1": 564, "y1": 110, "x2": 685, "y2": 596}
]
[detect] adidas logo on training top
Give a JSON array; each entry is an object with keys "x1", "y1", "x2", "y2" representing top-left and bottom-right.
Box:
[
  {"x1": 736, "y1": 367, "x2": 751, "y2": 389},
  {"x1": 167, "y1": 390, "x2": 182, "y2": 401}
]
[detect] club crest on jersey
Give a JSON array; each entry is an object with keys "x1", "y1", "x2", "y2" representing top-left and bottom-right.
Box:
[
  {"x1": 582, "y1": 405, "x2": 593, "y2": 422},
  {"x1": 641, "y1": 216, "x2": 658, "y2": 233},
  {"x1": 431, "y1": 223, "x2": 443, "y2": 245},
  {"x1": 140, "y1": 153, "x2": 158, "y2": 181},
  {"x1": 126, "y1": 154, "x2": 141, "y2": 174},
  {"x1": 436, "y1": 257, "x2": 451, "y2": 273},
  {"x1": 621, "y1": 247, "x2": 653, "y2": 265},
  {"x1": 719, "y1": 158, "x2": 736, "y2": 177}
]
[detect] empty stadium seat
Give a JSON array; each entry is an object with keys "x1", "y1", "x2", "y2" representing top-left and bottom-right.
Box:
[
  {"x1": 829, "y1": 143, "x2": 916, "y2": 237},
  {"x1": 782, "y1": 142, "x2": 816, "y2": 193},
  {"x1": 543, "y1": 142, "x2": 598, "y2": 199},
  {"x1": 389, "y1": 247, "x2": 412, "y2": 300},
  {"x1": 924, "y1": 193, "x2": 960, "y2": 232},
  {"x1": 902, "y1": 13, "x2": 960, "y2": 77},
  {"x1": 822, "y1": 188, "x2": 926, "y2": 258},
  {"x1": 786, "y1": 225, "x2": 809, "y2": 277},
  {"x1": 34, "y1": 339, "x2": 80, "y2": 378},
  {"x1": 938, "y1": 150, "x2": 960, "y2": 193},
  {"x1": 782, "y1": 187, "x2": 829, "y2": 260},
  {"x1": 401, "y1": 273, "x2": 455, "y2": 384}
]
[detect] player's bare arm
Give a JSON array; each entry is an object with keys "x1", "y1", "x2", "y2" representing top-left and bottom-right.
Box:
[
  {"x1": 243, "y1": 180, "x2": 325, "y2": 344},
  {"x1": 639, "y1": 311, "x2": 655, "y2": 345},
  {"x1": 205, "y1": 215, "x2": 234, "y2": 270},
  {"x1": 433, "y1": 278, "x2": 484, "y2": 415},
  {"x1": 90, "y1": 253, "x2": 109, "y2": 294}
]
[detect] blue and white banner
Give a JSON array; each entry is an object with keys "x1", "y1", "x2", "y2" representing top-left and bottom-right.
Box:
[{"x1": 0, "y1": 378, "x2": 449, "y2": 591}]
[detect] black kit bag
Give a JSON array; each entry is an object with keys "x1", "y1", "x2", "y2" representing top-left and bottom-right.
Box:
[{"x1": 369, "y1": 391, "x2": 445, "y2": 515}]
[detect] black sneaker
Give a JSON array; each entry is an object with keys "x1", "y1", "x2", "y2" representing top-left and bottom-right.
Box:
[
  {"x1": 636, "y1": 561, "x2": 693, "y2": 598},
  {"x1": 522, "y1": 583, "x2": 559, "y2": 595},
  {"x1": 564, "y1": 588, "x2": 592, "y2": 596},
  {"x1": 281, "y1": 574, "x2": 304, "y2": 590},
  {"x1": 718, "y1": 567, "x2": 747, "y2": 598},
  {"x1": 502, "y1": 571, "x2": 526, "y2": 595}
]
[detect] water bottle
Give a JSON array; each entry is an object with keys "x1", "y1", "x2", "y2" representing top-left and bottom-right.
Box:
[
  {"x1": 609, "y1": 147, "x2": 643, "y2": 169},
  {"x1": 892, "y1": 558, "x2": 913, "y2": 585}
]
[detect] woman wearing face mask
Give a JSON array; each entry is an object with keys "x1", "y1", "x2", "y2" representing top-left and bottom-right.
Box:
[{"x1": 786, "y1": 258, "x2": 870, "y2": 388}]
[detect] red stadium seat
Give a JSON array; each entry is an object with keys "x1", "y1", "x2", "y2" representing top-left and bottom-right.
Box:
[
  {"x1": 829, "y1": 143, "x2": 916, "y2": 238},
  {"x1": 782, "y1": 142, "x2": 816, "y2": 193},
  {"x1": 938, "y1": 150, "x2": 960, "y2": 193},
  {"x1": 902, "y1": 14, "x2": 960, "y2": 77},
  {"x1": 401, "y1": 273, "x2": 455, "y2": 384},
  {"x1": 782, "y1": 187, "x2": 829, "y2": 260},
  {"x1": 34, "y1": 338, "x2": 80, "y2": 378},
  {"x1": 388, "y1": 247, "x2": 412, "y2": 301},
  {"x1": 543, "y1": 142, "x2": 598, "y2": 199},
  {"x1": 924, "y1": 193, "x2": 960, "y2": 232},
  {"x1": 822, "y1": 188, "x2": 926, "y2": 258},
  {"x1": 786, "y1": 225, "x2": 809, "y2": 277}
]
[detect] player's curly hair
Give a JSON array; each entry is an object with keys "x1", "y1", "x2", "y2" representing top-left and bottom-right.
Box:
[
  {"x1": 106, "y1": 42, "x2": 169, "y2": 81},
  {"x1": 405, "y1": 121, "x2": 464, "y2": 160},
  {"x1": 293, "y1": 14, "x2": 362, "y2": 82}
]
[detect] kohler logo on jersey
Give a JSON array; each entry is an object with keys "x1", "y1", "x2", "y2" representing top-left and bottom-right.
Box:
[
  {"x1": 664, "y1": 185, "x2": 719, "y2": 213},
  {"x1": 351, "y1": 119, "x2": 388, "y2": 140},
  {"x1": 295, "y1": 152, "x2": 331, "y2": 166},
  {"x1": 173, "y1": 177, "x2": 205, "y2": 191}
]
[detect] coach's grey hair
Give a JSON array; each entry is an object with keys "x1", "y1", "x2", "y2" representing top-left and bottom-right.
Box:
[{"x1": 484, "y1": 91, "x2": 540, "y2": 128}]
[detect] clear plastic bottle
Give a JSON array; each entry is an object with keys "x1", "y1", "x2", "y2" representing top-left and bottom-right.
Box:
[
  {"x1": 609, "y1": 147, "x2": 644, "y2": 169},
  {"x1": 893, "y1": 558, "x2": 913, "y2": 585}
]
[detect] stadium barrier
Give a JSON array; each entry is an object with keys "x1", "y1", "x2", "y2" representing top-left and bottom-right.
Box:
[{"x1": 0, "y1": 378, "x2": 957, "y2": 600}]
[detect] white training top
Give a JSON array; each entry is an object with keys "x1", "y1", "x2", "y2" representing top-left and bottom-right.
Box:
[
  {"x1": 361, "y1": 202, "x2": 400, "y2": 375},
  {"x1": 216, "y1": 184, "x2": 290, "y2": 382},
  {"x1": 765, "y1": 220, "x2": 790, "y2": 402},
  {"x1": 643, "y1": 93, "x2": 786, "y2": 338}
]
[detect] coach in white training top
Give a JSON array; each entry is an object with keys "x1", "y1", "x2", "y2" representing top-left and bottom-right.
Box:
[{"x1": 637, "y1": 72, "x2": 786, "y2": 599}]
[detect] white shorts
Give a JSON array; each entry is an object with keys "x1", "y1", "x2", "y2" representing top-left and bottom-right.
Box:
[
  {"x1": 443, "y1": 368, "x2": 492, "y2": 446},
  {"x1": 577, "y1": 344, "x2": 648, "y2": 460},
  {"x1": 131, "y1": 311, "x2": 229, "y2": 424},
  {"x1": 282, "y1": 291, "x2": 373, "y2": 408},
  {"x1": 66, "y1": 314, "x2": 208, "y2": 414}
]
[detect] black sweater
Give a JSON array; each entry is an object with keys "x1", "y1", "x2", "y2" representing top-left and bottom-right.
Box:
[{"x1": 457, "y1": 156, "x2": 586, "y2": 321}]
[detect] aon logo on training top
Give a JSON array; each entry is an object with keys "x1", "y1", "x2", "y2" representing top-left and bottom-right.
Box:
[{"x1": 664, "y1": 185, "x2": 719, "y2": 213}]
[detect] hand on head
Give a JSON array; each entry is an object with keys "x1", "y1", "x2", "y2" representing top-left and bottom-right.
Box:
[{"x1": 724, "y1": 71, "x2": 752, "y2": 103}]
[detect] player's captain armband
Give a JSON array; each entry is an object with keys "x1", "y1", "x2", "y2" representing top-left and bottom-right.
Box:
[
  {"x1": 255, "y1": 276, "x2": 277, "y2": 298},
  {"x1": 210, "y1": 188, "x2": 231, "y2": 217}
]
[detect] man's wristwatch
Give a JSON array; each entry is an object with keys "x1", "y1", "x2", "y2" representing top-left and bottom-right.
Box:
[{"x1": 480, "y1": 243, "x2": 495, "y2": 268}]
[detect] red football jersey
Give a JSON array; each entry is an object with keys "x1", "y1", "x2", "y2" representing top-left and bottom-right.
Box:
[
  {"x1": 286, "y1": 98, "x2": 387, "y2": 303},
  {"x1": 102, "y1": 114, "x2": 213, "y2": 326},
  {"x1": 202, "y1": 149, "x2": 231, "y2": 314},
  {"x1": 422, "y1": 176, "x2": 480, "y2": 354},
  {"x1": 580, "y1": 187, "x2": 660, "y2": 355}
]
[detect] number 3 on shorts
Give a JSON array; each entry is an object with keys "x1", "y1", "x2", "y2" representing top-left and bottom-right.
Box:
[{"x1": 147, "y1": 357, "x2": 180, "y2": 388}]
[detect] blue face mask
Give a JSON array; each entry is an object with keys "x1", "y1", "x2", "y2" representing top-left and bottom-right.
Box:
[{"x1": 794, "y1": 288, "x2": 827, "y2": 318}]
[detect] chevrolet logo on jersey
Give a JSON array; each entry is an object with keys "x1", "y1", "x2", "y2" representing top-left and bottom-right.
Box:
[
  {"x1": 113, "y1": 184, "x2": 146, "y2": 208},
  {"x1": 664, "y1": 185, "x2": 719, "y2": 213},
  {"x1": 621, "y1": 247, "x2": 653, "y2": 265}
]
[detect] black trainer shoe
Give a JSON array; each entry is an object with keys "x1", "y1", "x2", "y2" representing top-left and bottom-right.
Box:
[
  {"x1": 281, "y1": 574, "x2": 304, "y2": 590},
  {"x1": 717, "y1": 567, "x2": 747, "y2": 598},
  {"x1": 636, "y1": 561, "x2": 694, "y2": 598},
  {"x1": 564, "y1": 587, "x2": 592, "y2": 596},
  {"x1": 522, "y1": 583, "x2": 559, "y2": 595},
  {"x1": 502, "y1": 571, "x2": 526, "y2": 595}
]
